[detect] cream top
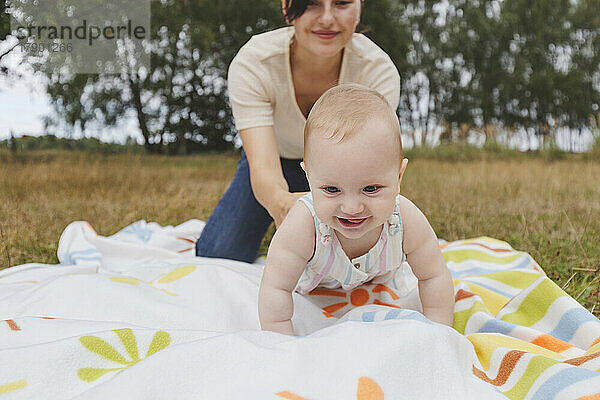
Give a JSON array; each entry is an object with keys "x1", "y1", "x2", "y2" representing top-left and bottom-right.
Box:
[{"x1": 227, "y1": 26, "x2": 401, "y2": 159}]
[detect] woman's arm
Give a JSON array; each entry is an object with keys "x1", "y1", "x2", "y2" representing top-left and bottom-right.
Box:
[
  {"x1": 258, "y1": 201, "x2": 315, "y2": 335},
  {"x1": 240, "y1": 126, "x2": 308, "y2": 227}
]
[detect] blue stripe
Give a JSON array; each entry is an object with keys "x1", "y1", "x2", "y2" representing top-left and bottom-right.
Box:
[
  {"x1": 362, "y1": 311, "x2": 377, "y2": 322},
  {"x1": 365, "y1": 253, "x2": 370, "y2": 272},
  {"x1": 531, "y1": 366, "x2": 599, "y2": 400},
  {"x1": 343, "y1": 262, "x2": 354, "y2": 286},
  {"x1": 361, "y1": 309, "x2": 433, "y2": 324},
  {"x1": 478, "y1": 318, "x2": 516, "y2": 335},
  {"x1": 449, "y1": 257, "x2": 533, "y2": 279},
  {"x1": 392, "y1": 313, "x2": 433, "y2": 324},
  {"x1": 548, "y1": 307, "x2": 600, "y2": 343},
  {"x1": 384, "y1": 309, "x2": 402, "y2": 320}
]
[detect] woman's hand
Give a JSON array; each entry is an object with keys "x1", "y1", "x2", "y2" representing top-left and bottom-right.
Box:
[
  {"x1": 271, "y1": 191, "x2": 308, "y2": 228},
  {"x1": 240, "y1": 126, "x2": 309, "y2": 228}
]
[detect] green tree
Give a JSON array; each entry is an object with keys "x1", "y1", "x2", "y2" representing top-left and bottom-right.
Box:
[{"x1": 42, "y1": 0, "x2": 282, "y2": 153}]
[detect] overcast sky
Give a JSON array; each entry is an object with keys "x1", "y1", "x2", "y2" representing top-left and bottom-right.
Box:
[{"x1": 0, "y1": 44, "x2": 141, "y2": 143}]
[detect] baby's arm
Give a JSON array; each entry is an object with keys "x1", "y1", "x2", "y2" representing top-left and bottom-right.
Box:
[
  {"x1": 399, "y1": 196, "x2": 455, "y2": 327},
  {"x1": 258, "y1": 201, "x2": 315, "y2": 335}
]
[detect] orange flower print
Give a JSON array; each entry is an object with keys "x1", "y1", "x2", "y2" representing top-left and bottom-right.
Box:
[
  {"x1": 309, "y1": 284, "x2": 402, "y2": 318},
  {"x1": 276, "y1": 376, "x2": 384, "y2": 399}
]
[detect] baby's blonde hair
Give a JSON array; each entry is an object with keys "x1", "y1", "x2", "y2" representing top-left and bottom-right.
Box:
[{"x1": 303, "y1": 83, "x2": 402, "y2": 164}]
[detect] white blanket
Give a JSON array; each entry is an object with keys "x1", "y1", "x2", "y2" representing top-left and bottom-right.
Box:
[{"x1": 0, "y1": 220, "x2": 506, "y2": 399}]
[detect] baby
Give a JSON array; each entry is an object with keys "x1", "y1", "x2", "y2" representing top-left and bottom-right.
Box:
[{"x1": 258, "y1": 84, "x2": 454, "y2": 335}]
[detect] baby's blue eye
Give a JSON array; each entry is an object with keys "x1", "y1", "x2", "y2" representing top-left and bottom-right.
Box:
[
  {"x1": 363, "y1": 185, "x2": 379, "y2": 193},
  {"x1": 323, "y1": 186, "x2": 340, "y2": 194}
]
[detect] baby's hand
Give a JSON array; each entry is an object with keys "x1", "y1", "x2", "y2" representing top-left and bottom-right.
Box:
[
  {"x1": 258, "y1": 200, "x2": 315, "y2": 335},
  {"x1": 398, "y1": 195, "x2": 455, "y2": 327}
]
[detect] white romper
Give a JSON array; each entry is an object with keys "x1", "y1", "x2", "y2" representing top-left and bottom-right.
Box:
[{"x1": 295, "y1": 193, "x2": 418, "y2": 296}]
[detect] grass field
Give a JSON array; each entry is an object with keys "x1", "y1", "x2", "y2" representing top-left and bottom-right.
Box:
[{"x1": 1, "y1": 149, "x2": 599, "y2": 315}]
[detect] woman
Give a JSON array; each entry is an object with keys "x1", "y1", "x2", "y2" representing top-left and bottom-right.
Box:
[{"x1": 196, "y1": 0, "x2": 400, "y2": 263}]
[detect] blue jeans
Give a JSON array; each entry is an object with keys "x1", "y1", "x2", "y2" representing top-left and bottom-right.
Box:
[{"x1": 196, "y1": 150, "x2": 309, "y2": 263}]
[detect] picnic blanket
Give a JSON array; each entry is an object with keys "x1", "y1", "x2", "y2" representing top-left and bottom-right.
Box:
[{"x1": 1, "y1": 220, "x2": 599, "y2": 399}]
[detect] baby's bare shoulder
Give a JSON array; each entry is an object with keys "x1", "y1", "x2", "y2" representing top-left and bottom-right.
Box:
[
  {"x1": 269, "y1": 200, "x2": 316, "y2": 262},
  {"x1": 397, "y1": 195, "x2": 437, "y2": 253},
  {"x1": 397, "y1": 194, "x2": 423, "y2": 219}
]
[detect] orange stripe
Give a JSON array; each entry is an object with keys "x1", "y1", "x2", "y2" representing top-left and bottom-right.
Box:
[
  {"x1": 471, "y1": 243, "x2": 512, "y2": 253},
  {"x1": 455, "y1": 289, "x2": 475, "y2": 302},
  {"x1": 591, "y1": 337, "x2": 600, "y2": 347},
  {"x1": 565, "y1": 351, "x2": 600, "y2": 367},
  {"x1": 275, "y1": 391, "x2": 310, "y2": 400},
  {"x1": 322, "y1": 311, "x2": 335, "y2": 318},
  {"x1": 531, "y1": 334, "x2": 574, "y2": 353},
  {"x1": 40, "y1": 317, "x2": 55, "y2": 320},
  {"x1": 575, "y1": 395, "x2": 600, "y2": 400},
  {"x1": 177, "y1": 237, "x2": 196, "y2": 244},
  {"x1": 5, "y1": 320, "x2": 20, "y2": 331},
  {"x1": 323, "y1": 302, "x2": 348, "y2": 314},
  {"x1": 372, "y1": 284, "x2": 399, "y2": 300},
  {"x1": 309, "y1": 289, "x2": 346, "y2": 298},
  {"x1": 473, "y1": 350, "x2": 526, "y2": 386},
  {"x1": 373, "y1": 300, "x2": 401, "y2": 308}
]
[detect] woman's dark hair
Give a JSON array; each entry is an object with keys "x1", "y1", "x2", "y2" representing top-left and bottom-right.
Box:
[
  {"x1": 283, "y1": 0, "x2": 364, "y2": 23},
  {"x1": 282, "y1": 0, "x2": 309, "y2": 23}
]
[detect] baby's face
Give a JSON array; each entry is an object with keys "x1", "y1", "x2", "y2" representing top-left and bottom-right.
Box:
[{"x1": 304, "y1": 119, "x2": 403, "y2": 241}]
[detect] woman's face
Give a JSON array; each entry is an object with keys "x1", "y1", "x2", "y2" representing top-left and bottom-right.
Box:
[{"x1": 291, "y1": 0, "x2": 361, "y2": 59}]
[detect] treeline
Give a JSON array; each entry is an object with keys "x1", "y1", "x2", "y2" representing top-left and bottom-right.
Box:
[
  {"x1": 2, "y1": 0, "x2": 599, "y2": 154},
  {"x1": 0, "y1": 135, "x2": 143, "y2": 153},
  {"x1": 3, "y1": 134, "x2": 599, "y2": 162}
]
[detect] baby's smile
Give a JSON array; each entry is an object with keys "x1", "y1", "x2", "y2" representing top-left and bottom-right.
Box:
[{"x1": 337, "y1": 216, "x2": 369, "y2": 228}]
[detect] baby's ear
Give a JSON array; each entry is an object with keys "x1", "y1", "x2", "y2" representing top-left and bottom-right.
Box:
[{"x1": 397, "y1": 158, "x2": 408, "y2": 191}]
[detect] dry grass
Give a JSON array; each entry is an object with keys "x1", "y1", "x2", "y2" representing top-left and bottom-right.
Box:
[{"x1": 1, "y1": 149, "x2": 599, "y2": 314}]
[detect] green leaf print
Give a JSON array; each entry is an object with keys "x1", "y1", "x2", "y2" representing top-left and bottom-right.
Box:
[
  {"x1": 109, "y1": 277, "x2": 141, "y2": 285},
  {"x1": 79, "y1": 336, "x2": 131, "y2": 365},
  {"x1": 146, "y1": 331, "x2": 171, "y2": 357},
  {"x1": 78, "y1": 368, "x2": 124, "y2": 382},
  {"x1": 155, "y1": 265, "x2": 197, "y2": 284},
  {"x1": 115, "y1": 329, "x2": 140, "y2": 362},
  {"x1": 78, "y1": 330, "x2": 171, "y2": 383}
]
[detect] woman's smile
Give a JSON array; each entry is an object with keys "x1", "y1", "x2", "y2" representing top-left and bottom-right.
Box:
[{"x1": 313, "y1": 30, "x2": 339, "y2": 39}]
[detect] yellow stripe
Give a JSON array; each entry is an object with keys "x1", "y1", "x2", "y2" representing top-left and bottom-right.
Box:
[
  {"x1": 502, "y1": 355, "x2": 558, "y2": 399},
  {"x1": 475, "y1": 333, "x2": 566, "y2": 359},
  {"x1": 464, "y1": 282, "x2": 510, "y2": 316},
  {"x1": 467, "y1": 333, "x2": 503, "y2": 371},
  {"x1": 476, "y1": 270, "x2": 542, "y2": 289},
  {"x1": 501, "y1": 278, "x2": 567, "y2": 326},
  {"x1": 0, "y1": 380, "x2": 27, "y2": 394},
  {"x1": 453, "y1": 300, "x2": 489, "y2": 334},
  {"x1": 462, "y1": 237, "x2": 511, "y2": 246},
  {"x1": 443, "y1": 249, "x2": 523, "y2": 264}
]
